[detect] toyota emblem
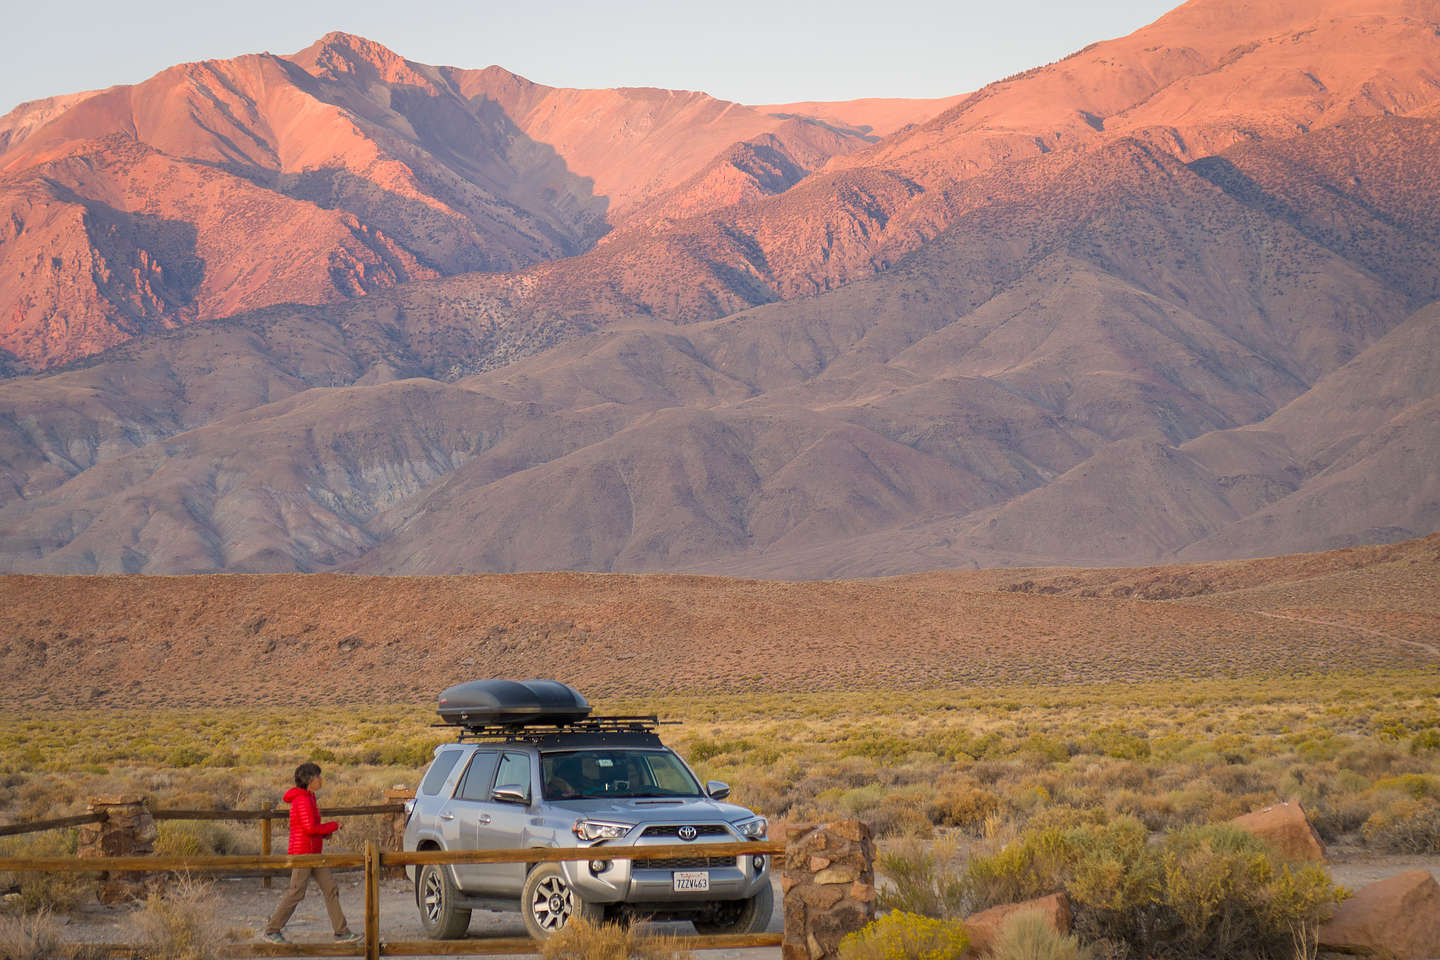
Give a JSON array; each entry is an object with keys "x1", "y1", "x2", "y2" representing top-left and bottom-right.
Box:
[{"x1": 677, "y1": 825, "x2": 698, "y2": 841}]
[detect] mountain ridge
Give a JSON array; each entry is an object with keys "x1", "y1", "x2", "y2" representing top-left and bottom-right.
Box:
[{"x1": 0, "y1": 0, "x2": 1436, "y2": 576}]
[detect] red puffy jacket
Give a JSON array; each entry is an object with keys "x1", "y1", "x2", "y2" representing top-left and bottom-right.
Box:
[{"x1": 283, "y1": 786, "x2": 339, "y2": 855}]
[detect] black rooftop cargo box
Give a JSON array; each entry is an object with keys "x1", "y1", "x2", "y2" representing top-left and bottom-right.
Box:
[{"x1": 437, "y1": 678, "x2": 591, "y2": 728}]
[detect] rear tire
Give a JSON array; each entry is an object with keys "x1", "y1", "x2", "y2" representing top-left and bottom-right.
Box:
[
  {"x1": 521, "y1": 863, "x2": 604, "y2": 939},
  {"x1": 415, "y1": 863, "x2": 472, "y2": 939},
  {"x1": 692, "y1": 881, "x2": 774, "y2": 935}
]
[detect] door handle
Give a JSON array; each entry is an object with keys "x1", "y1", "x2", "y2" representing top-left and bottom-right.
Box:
[
  {"x1": 477, "y1": 815, "x2": 492, "y2": 825},
  {"x1": 439, "y1": 812, "x2": 455, "y2": 821}
]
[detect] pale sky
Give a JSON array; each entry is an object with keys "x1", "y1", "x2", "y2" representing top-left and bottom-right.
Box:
[{"x1": 5, "y1": 0, "x2": 1182, "y2": 115}]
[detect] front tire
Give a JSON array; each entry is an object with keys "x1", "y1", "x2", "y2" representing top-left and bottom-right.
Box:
[
  {"x1": 521, "y1": 863, "x2": 604, "y2": 939},
  {"x1": 415, "y1": 863, "x2": 472, "y2": 939},
  {"x1": 692, "y1": 882, "x2": 774, "y2": 935}
]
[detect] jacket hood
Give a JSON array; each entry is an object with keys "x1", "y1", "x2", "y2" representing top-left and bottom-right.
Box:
[{"x1": 283, "y1": 786, "x2": 310, "y2": 803}]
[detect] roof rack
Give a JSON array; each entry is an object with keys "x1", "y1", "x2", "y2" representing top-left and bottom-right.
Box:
[{"x1": 434, "y1": 715, "x2": 676, "y2": 743}]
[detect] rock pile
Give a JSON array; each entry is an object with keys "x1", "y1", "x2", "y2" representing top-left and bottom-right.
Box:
[
  {"x1": 781, "y1": 821, "x2": 875, "y2": 960},
  {"x1": 77, "y1": 795, "x2": 158, "y2": 903}
]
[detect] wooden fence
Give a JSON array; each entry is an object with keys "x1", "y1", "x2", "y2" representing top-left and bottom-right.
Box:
[
  {"x1": 0, "y1": 840, "x2": 787, "y2": 958},
  {"x1": 0, "y1": 803, "x2": 406, "y2": 887}
]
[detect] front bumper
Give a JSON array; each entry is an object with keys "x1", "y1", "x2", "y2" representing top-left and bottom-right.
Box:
[{"x1": 563, "y1": 842, "x2": 770, "y2": 905}]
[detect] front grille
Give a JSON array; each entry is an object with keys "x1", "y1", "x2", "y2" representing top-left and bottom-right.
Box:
[
  {"x1": 640, "y1": 824, "x2": 731, "y2": 838},
  {"x1": 638, "y1": 856, "x2": 737, "y2": 870}
]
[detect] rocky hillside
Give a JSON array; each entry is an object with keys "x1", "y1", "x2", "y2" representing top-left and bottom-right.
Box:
[
  {"x1": 0, "y1": 535, "x2": 1434, "y2": 707},
  {"x1": 0, "y1": 33, "x2": 928, "y2": 371}
]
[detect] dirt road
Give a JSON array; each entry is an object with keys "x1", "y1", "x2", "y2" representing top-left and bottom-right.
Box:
[{"x1": 55, "y1": 872, "x2": 783, "y2": 959}]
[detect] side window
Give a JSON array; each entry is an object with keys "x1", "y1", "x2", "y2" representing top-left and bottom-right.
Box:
[
  {"x1": 456, "y1": 751, "x2": 499, "y2": 802},
  {"x1": 494, "y1": 753, "x2": 531, "y2": 796},
  {"x1": 419, "y1": 749, "x2": 463, "y2": 797}
]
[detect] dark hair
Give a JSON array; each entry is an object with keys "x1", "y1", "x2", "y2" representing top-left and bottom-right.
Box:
[{"x1": 294, "y1": 762, "x2": 322, "y2": 788}]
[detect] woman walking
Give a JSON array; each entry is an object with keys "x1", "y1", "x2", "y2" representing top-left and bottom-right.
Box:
[{"x1": 262, "y1": 763, "x2": 359, "y2": 943}]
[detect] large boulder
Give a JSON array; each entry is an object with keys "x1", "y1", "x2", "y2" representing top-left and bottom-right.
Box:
[
  {"x1": 1319, "y1": 870, "x2": 1440, "y2": 960},
  {"x1": 963, "y1": 892, "x2": 1072, "y2": 956},
  {"x1": 1230, "y1": 801, "x2": 1326, "y2": 862}
]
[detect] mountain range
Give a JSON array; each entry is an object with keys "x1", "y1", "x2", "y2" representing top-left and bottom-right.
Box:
[{"x1": 1, "y1": 0, "x2": 1437, "y2": 576}]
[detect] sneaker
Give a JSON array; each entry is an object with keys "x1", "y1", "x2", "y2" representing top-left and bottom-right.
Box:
[
  {"x1": 335, "y1": 932, "x2": 361, "y2": 942},
  {"x1": 261, "y1": 932, "x2": 287, "y2": 944}
]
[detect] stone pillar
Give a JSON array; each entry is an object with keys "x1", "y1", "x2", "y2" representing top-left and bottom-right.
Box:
[
  {"x1": 383, "y1": 787, "x2": 415, "y2": 879},
  {"x1": 77, "y1": 795, "x2": 159, "y2": 904},
  {"x1": 781, "y1": 821, "x2": 875, "y2": 960}
]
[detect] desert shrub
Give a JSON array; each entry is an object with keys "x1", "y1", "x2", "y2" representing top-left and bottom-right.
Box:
[
  {"x1": 1371, "y1": 773, "x2": 1440, "y2": 799},
  {"x1": 1018, "y1": 806, "x2": 1108, "y2": 836},
  {"x1": 989, "y1": 910, "x2": 1090, "y2": 960},
  {"x1": 539, "y1": 916, "x2": 692, "y2": 960},
  {"x1": 1207, "y1": 763, "x2": 1269, "y2": 796},
  {"x1": 1409, "y1": 729, "x2": 1440, "y2": 754},
  {"x1": 165, "y1": 747, "x2": 208, "y2": 768},
  {"x1": 1310, "y1": 791, "x2": 1379, "y2": 842},
  {"x1": 1336, "y1": 745, "x2": 1402, "y2": 779},
  {"x1": 964, "y1": 825, "x2": 1078, "y2": 912},
  {"x1": 964, "y1": 819, "x2": 1343, "y2": 960},
  {"x1": 1078, "y1": 728, "x2": 1150, "y2": 761},
  {"x1": 377, "y1": 740, "x2": 434, "y2": 767},
  {"x1": 1018, "y1": 735, "x2": 1070, "y2": 765},
  {"x1": 327, "y1": 810, "x2": 395, "y2": 854},
  {"x1": 1361, "y1": 796, "x2": 1440, "y2": 853},
  {"x1": 837, "y1": 911, "x2": 969, "y2": 960},
  {"x1": 926, "y1": 787, "x2": 1001, "y2": 832},
  {"x1": 876, "y1": 840, "x2": 968, "y2": 918},
  {"x1": 154, "y1": 821, "x2": 238, "y2": 858},
  {"x1": 128, "y1": 878, "x2": 228, "y2": 960},
  {"x1": 0, "y1": 831, "x2": 93, "y2": 913}
]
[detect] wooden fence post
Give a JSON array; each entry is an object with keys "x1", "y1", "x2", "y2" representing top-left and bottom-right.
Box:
[
  {"x1": 364, "y1": 841, "x2": 380, "y2": 960},
  {"x1": 261, "y1": 805, "x2": 273, "y2": 889},
  {"x1": 383, "y1": 788, "x2": 413, "y2": 880}
]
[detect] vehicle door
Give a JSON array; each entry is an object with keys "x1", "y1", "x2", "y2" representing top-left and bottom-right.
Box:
[
  {"x1": 408, "y1": 747, "x2": 467, "y2": 852},
  {"x1": 445, "y1": 749, "x2": 500, "y2": 890},
  {"x1": 472, "y1": 750, "x2": 536, "y2": 895}
]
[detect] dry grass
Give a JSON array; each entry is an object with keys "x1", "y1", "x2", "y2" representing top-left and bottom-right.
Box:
[
  {"x1": 539, "y1": 917, "x2": 694, "y2": 960},
  {"x1": 127, "y1": 878, "x2": 229, "y2": 960}
]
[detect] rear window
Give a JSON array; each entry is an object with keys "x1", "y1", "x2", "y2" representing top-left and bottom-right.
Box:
[
  {"x1": 419, "y1": 749, "x2": 463, "y2": 796},
  {"x1": 456, "y1": 751, "x2": 499, "y2": 802}
]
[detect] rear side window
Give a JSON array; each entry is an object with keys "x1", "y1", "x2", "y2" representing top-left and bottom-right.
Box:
[
  {"x1": 456, "y1": 751, "x2": 500, "y2": 802},
  {"x1": 420, "y1": 749, "x2": 464, "y2": 796}
]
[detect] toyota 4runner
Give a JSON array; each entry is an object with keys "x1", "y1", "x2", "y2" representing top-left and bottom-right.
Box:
[{"x1": 403, "y1": 679, "x2": 773, "y2": 940}]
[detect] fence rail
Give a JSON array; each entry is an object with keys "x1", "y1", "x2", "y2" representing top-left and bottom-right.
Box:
[
  {"x1": 0, "y1": 840, "x2": 788, "y2": 958},
  {"x1": 0, "y1": 802, "x2": 407, "y2": 888},
  {"x1": 0, "y1": 812, "x2": 104, "y2": 837}
]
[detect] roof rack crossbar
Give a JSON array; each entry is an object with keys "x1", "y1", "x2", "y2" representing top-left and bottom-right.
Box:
[{"x1": 432, "y1": 714, "x2": 676, "y2": 742}]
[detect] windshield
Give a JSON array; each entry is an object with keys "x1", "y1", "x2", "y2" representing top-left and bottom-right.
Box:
[{"x1": 540, "y1": 749, "x2": 702, "y2": 800}]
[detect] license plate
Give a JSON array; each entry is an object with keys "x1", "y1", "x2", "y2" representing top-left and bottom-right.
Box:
[{"x1": 673, "y1": 870, "x2": 710, "y2": 892}]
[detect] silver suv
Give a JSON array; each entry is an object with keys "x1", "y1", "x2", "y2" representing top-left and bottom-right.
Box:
[{"x1": 403, "y1": 717, "x2": 772, "y2": 940}]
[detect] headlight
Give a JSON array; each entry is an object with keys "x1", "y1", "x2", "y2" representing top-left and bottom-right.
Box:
[
  {"x1": 572, "y1": 819, "x2": 635, "y2": 842},
  {"x1": 733, "y1": 816, "x2": 768, "y2": 839}
]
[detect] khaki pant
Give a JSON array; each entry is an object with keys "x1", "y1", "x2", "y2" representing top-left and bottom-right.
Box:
[{"x1": 265, "y1": 866, "x2": 352, "y2": 936}]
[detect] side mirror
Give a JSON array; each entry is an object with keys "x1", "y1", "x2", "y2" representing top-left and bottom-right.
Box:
[
  {"x1": 492, "y1": 787, "x2": 530, "y2": 805},
  {"x1": 706, "y1": 780, "x2": 730, "y2": 800}
]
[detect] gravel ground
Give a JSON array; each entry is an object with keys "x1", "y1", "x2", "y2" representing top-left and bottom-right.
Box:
[
  {"x1": 52, "y1": 871, "x2": 784, "y2": 959},
  {"x1": 40, "y1": 855, "x2": 1438, "y2": 959}
]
